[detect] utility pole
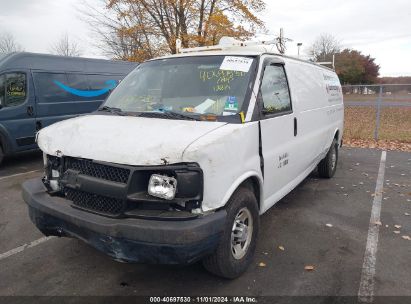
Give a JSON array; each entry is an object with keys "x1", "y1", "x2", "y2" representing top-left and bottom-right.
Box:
[
  {"x1": 275, "y1": 28, "x2": 293, "y2": 54},
  {"x1": 297, "y1": 42, "x2": 302, "y2": 57}
]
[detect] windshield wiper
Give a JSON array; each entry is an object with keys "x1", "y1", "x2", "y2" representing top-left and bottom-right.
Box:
[
  {"x1": 97, "y1": 106, "x2": 127, "y2": 116},
  {"x1": 138, "y1": 111, "x2": 200, "y2": 121}
]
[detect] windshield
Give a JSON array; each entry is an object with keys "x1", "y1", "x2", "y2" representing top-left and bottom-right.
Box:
[{"x1": 103, "y1": 55, "x2": 256, "y2": 120}]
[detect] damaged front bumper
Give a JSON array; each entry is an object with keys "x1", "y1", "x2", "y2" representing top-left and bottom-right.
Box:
[{"x1": 23, "y1": 178, "x2": 226, "y2": 264}]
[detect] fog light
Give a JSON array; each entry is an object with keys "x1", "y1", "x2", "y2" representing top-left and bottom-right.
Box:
[
  {"x1": 49, "y1": 180, "x2": 60, "y2": 192},
  {"x1": 148, "y1": 174, "x2": 177, "y2": 200}
]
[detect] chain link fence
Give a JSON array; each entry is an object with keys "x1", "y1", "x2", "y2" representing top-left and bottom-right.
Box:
[{"x1": 342, "y1": 84, "x2": 411, "y2": 142}]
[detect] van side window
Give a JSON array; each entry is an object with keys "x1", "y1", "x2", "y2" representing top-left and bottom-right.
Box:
[
  {"x1": 260, "y1": 65, "x2": 291, "y2": 115},
  {"x1": 87, "y1": 75, "x2": 119, "y2": 99},
  {"x1": 67, "y1": 74, "x2": 89, "y2": 91},
  {"x1": 67, "y1": 74, "x2": 89, "y2": 101},
  {"x1": 0, "y1": 73, "x2": 27, "y2": 108},
  {"x1": 0, "y1": 75, "x2": 4, "y2": 107},
  {"x1": 33, "y1": 73, "x2": 71, "y2": 103}
]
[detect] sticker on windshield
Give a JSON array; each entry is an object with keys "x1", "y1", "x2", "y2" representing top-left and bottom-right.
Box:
[
  {"x1": 224, "y1": 96, "x2": 239, "y2": 111},
  {"x1": 219, "y1": 56, "x2": 253, "y2": 73},
  {"x1": 223, "y1": 111, "x2": 237, "y2": 116}
]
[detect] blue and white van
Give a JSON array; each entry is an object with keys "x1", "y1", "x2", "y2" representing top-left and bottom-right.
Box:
[{"x1": 0, "y1": 52, "x2": 137, "y2": 164}]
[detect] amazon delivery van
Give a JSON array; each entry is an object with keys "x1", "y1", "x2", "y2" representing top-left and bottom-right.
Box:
[
  {"x1": 22, "y1": 39, "x2": 344, "y2": 278},
  {"x1": 0, "y1": 52, "x2": 137, "y2": 165}
]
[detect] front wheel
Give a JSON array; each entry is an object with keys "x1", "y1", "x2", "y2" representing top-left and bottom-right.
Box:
[
  {"x1": 318, "y1": 138, "x2": 338, "y2": 178},
  {"x1": 202, "y1": 186, "x2": 259, "y2": 279}
]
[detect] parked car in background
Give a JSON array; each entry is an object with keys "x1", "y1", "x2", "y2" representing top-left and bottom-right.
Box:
[
  {"x1": 23, "y1": 38, "x2": 344, "y2": 278},
  {"x1": 0, "y1": 52, "x2": 137, "y2": 165}
]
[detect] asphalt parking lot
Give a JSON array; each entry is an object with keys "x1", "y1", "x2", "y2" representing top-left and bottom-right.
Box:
[{"x1": 0, "y1": 148, "x2": 410, "y2": 302}]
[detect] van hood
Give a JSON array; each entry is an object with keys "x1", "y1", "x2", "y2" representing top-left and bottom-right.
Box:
[{"x1": 37, "y1": 114, "x2": 227, "y2": 166}]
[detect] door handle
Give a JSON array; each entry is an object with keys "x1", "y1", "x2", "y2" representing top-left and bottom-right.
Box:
[
  {"x1": 294, "y1": 117, "x2": 297, "y2": 136},
  {"x1": 27, "y1": 106, "x2": 34, "y2": 116}
]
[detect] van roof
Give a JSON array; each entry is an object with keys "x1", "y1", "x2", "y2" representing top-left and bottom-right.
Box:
[
  {"x1": 0, "y1": 52, "x2": 137, "y2": 74},
  {"x1": 151, "y1": 44, "x2": 335, "y2": 72}
]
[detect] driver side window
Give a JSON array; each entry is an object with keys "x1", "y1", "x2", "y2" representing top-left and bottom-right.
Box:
[{"x1": 260, "y1": 65, "x2": 291, "y2": 116}]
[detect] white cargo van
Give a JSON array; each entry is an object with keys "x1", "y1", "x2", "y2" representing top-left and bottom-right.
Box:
[{"x1": 23, "y1": 39, "x2": 344, "y2": 278}]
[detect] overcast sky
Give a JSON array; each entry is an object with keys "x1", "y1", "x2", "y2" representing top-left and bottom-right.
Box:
[{"x1": 0, "y1": 0, "x2": 410, "y2": 76}]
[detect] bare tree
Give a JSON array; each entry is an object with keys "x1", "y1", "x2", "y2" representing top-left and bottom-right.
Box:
[
  {"x1": 308, "y1": 33, "x2": 341, "y2": 62},
  {"x1": 79, "y1": 1, "x2": 151, "y2": 61},
  {"x1": 50, "y1": 33, "x2": 83, "y2": 57},
  {"x1": 80, "y1": 0, "x2": 265, "y2": 62},
  {"x1": 0, "y1": 32, "x2": 24, "y2": 54}
]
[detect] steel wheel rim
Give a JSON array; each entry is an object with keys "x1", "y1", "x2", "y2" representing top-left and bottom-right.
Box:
[
  {"x1": 331, "y1": 146, "x2": 337, "y2": 171},
  {"x1": 231, "y1": 207, "x2": 253, "y2": 260}
]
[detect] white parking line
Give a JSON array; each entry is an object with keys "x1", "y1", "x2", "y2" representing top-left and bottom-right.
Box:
[
  {"x1": 358, "y1": 150, "x2": 387, "y2": 303},
  {"x1": 0, "y1": 236, "x2": 55, "y2": 262},
  {"x1": 0, "y1": 170, "x2": 41, "y2": 181}
]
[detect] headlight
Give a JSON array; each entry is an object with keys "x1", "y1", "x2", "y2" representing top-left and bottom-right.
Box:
[
  {"x1": 148, "y1": 174, "x2": 177, "y2": 200},
  {"x1": 43, "y1": 155, "x2": 62, "y2": 192}
]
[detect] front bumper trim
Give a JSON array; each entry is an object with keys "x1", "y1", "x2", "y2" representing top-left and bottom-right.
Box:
[{"x1": 23, "y1": 178, "x2": 226, "y2": 264}]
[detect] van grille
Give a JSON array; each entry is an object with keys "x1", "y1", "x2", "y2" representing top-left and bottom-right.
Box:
[
  {"x1": 65, "y1": 188, "x2": 124, "y2": 216},
  {"x1": 65, "y1": 157, "x2": 130, "y2": 184}
]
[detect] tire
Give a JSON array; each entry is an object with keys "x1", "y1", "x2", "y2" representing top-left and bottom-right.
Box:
[
  {"x1": 0, "y1": 145, "x2": 4, "y2": 166},
  {"x1": 202, "y1": 186, "x2": 259, "y2": 279},
  {"x1": 318, "y1": 138, "x2": 338, "y2": 178}
]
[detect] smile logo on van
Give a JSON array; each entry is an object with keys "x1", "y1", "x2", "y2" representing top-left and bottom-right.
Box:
[{"x1": 53, "y1": 79, "x2": 117, "y2": 98}]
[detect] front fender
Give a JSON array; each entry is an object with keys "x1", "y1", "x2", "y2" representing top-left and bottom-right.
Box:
[
  {"x1": 182, "y1": 122, "x2": 262, "y2": 212},
  {"x1": 220, "y1": 171, "x2": 263, "y2": 212}
]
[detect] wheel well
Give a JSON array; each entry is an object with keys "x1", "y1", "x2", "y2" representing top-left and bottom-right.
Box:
[
  {"x1": 334, "y1": 130, "x2": 340, "y2": 141},
  {"x1": 0, "y1": 135, "x2": 8, "y2": 155},
  {"x1": 238, "y1": 177, "x2": 261, "y2": 211},
  {"x1": 0, "y1": 129, "x2": 12, "y2": 155},
  {"x1": 334, "y1": 130, "x2": 341, "y2": 147}
]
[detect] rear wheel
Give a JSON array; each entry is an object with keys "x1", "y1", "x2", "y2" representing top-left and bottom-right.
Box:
[
  {"x1": 0, "y1": 145, "x2": 4, "y2": 166},
  {"x1": 318, "y1": 138, "x2": 338, "y2": 178},
  {"x1": 202, "y1": 186, "x2": 259, "y2": 279}
]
